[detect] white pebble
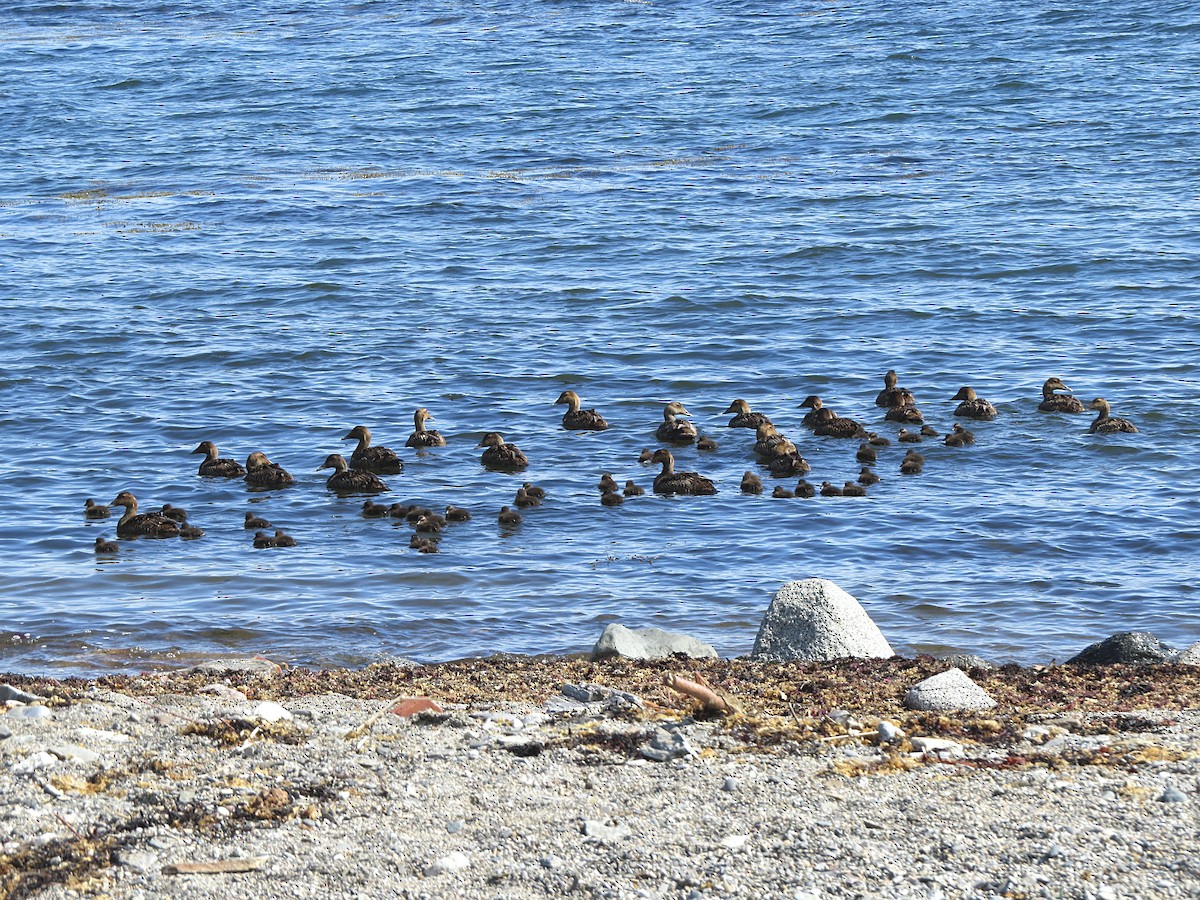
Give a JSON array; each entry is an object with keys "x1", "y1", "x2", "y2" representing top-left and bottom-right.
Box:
[{"x1": 425, "y1": 851, "x2": 470, "y2": 876}]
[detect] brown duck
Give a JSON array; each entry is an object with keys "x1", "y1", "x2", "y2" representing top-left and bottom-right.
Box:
[
  {"x1": 650, "y1": 448, "x2": 716, "y2": 496},
  {"x1": 343, "y1": 425, "x2": 404, "y2": 474},
  {"x1": 724, "y1": 399, "x2": 772, "y2": 429},
  {"x1": 951, "y1": 387, "x2": 997, "y2": 420},
  {"x1": 1038, "y1": 377, "x2": 1085, "y2": 414},
  {"x1": 319, "y1": 453, "x2": 389, "y2": 494},
  {"x1": 1089, "y1": 398, "x2": 1138, "y2": 433},
  {"x1": 478, "y1": 432, "x2": 529, "y2": 471},
  {"x1": 555, "y1": 390, "x2": 609, "y2": 431},
  {"x1": 655, "y1": 401, "x2": 698, "y2": 443},
  {"x1": 192, "y1": 441, "x2": 246, "y2": 478},
  {"x1": 109, "y1": 491, "x2": 180, "y2": 538},
  {"x1": 245, "y1": 452, "x2": 294, "y2": 489},
  {"x1": 406, "y1": 408, "x2": 447, "y2": 448},
  {"x1": 875, "y1": 370, "x2": 917, "y2": 409}
]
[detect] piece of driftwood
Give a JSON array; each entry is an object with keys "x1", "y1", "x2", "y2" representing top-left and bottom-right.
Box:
[
  {"x1": 163, "y1": 857, "x2": 268, "y2": 875},
  {"x1": 664, "y1": 672, "x2": 739, "y2": 715}
]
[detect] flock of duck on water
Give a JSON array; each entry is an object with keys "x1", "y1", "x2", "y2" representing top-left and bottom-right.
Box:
[{"x1": 84, "y1": 374, "x2": 1138, "y2": 555}]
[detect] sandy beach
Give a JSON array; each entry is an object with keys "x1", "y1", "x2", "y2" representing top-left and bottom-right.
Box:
[{"x1": 3, "y1": 656, "x2": 1199, "y2": 899}]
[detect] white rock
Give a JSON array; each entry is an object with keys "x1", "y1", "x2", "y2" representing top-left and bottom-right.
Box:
[
  {"x1": 910, "y1": 737, "x2": 964, "y2": 758},
  {"x1": 424, "y1": 851, "x2": 470, "y2": 876},
  {"x1": 877, "y1": 721, "x2": 905, "y2": 743},
  {"x1": 905, "y1": 668, "x2": 996, "y2": 711},
  {"x1": 749, "y1": 579, "x2": 893, "y2": 661},
  {"x1": 11, "y1": 751, "x2": 58, "y2": 774},
  {"x1": 76, "y1": 727, "x2": 131, "y2": 744},
  {"x1": 591, "y1": 624, "x2": 718, "y2": 661},
  {"x1": 582, "y1": 819, "x2": 631, "y2": 842},
  {"x1": 1176, "y1": 642, "x2": 1200, "y2": 666},
  {"x1": 721, "y1": 834, "x2": 750, "y2": 850},
  {"x1": 252, "y1": 701, "x2": 293, "y2": 723},
  {"x1": 8, "y1": 705, "x2": 53, "y2": 721},
  {"x1": 49, "y1": 745, "x2": 102, "y2": 764}
]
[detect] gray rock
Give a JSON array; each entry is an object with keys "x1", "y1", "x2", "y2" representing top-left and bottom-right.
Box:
[
  {"x1": 938, "y1": 653, "x2": 997, "y2": 671},
  {"x1": 905, "y1": 668, "x2": 997, "y2": 711},
  {"x1": 424, "y1": 851, "x2": 470, "y2": 876},
  {"x1": 49, "y1": 745, "x2": 102, "y2": 764},
  {"x1": 189, "y1": 657, "x2": 282, "y2": 676},
  {"x1": 749, "y1": 578, "x2": 893, "y2": 662},
  {"x1": 1067, "y1": 632, "x2": 1177, "y2": 665},
  {"x1": 640, "y1": 725, "x2": 695, "y2": 762},
  {"x1": 1158, "y1": 786, "x2": 1188, "y2": 803},
  {"x1": 0, "y1": 725, "x2": 10, "y2": 741},
  {"x1": 0, "y1": 684, "x2": 44, "y2": 704},
  {"x1": 1175, "y1": 642, "x2": 1200, "y2": 666},
  {"x1": 590, "y1": 624, "x2": 717, "y2": 661},
  {"x1": 7, "y1": 705, "x2": 53, "y2": 721}
]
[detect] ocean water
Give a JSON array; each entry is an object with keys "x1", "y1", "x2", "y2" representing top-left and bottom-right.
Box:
[{"x1": 2, "y1": 0, "x2": 1198, "y2": 677}]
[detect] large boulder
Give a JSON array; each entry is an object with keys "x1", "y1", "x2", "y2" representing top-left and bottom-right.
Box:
[
  {"x1": 1066, "y1": 632, "x2": 1177, "y2": 666},
  {"x1": 905, "y1": 668, "x2": 997, "y2": 711},
  {"x1": 591, "y1": 624, "x2": 718, "y2": 661},
  {"x1": 749, "y1": 579, "x2": 893, "y2": 662}
]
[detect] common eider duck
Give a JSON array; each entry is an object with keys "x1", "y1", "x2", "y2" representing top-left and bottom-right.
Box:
[
  {"x1": 405, "y1": 506, "x2": 432, "y2": 525},
  {"x1": 819, "y1": 481, "x2": 843, "y2": 497},
  {"x1": 245, "y1": 452, "x2": 294, "y2": 489},
  {"x1": 638, "y1": 448, "x2": 654, "y2": 464},
  {"x1": 411, "y1": 536, "x2": 440, "y2": 553},
  {"x1": 84, "y1": 498, "x2": 110, "y2": 520},
  {"x1": 362, "y1": 500, "x2": 389, "y2": 519},
  {"x1": 875, "y1": 370, "x2": 917, "y2": 409},
  {"x1": 555, "y1": 390, "x2": 609, "y2": 431},
  {"x1": 650, "y1": 448, "x2": 717, "y2": 496},
  {"x1": 445, "y1": 505, "x2": 472, "y2": 522},
  {"x1": 160, "y1": 504, "x2": 188, "y2": 522},
  {"x1": 319, "y1": 453, "x2": 389, "y2": 494},
  {"x1": 521, "y1": 482, "x2": 546, "y2": 501},
  {"x1": 192, "y1": 441, "x2": 246, "y2": 478},
  {"x1": 478, "y1": 432, "x2": 529, "y2": 471},
  {"x1": 244, "y1": 511, "x2": 271, "y2": 530},
  {"x1": 899, "y1": 449, "x2": 925, "y2": 475},
  {"x1": 772, "y1": 486, "x2": 794, "y2": 499},
  {"x1": 406, "y1": 408, "x2": 447, "y2": 448},
  {"x1": 272, "y1": 530, "x2": 297, "y2": 547},
  {"x1": 498, "y1": 506, "x2": 523, "y2": 526},
  {"x1": 858, "y1": 467, "x2": 880, "y2": 486},
  {"x1": 515, "y1": 487, "x2": 540, "y2": 509},
  {"x1": 741, "y1": 471, "x2": 764, "y2": 494},
  {"x1": 856, "y1": 443, "x2": 877, "y2": 464},
  {"x1": 798, "y1": 395, "x2": 825, "y2": 430},
  {"x1": 812, "y1": 407, "x2": 868, "y2": 440},
  {"x1": 866, "y1": 432, "x2": 891, "y2": 447},
  {"x1": 1088, "y1": 398, "x2": 1138, "y2": 433},
  {"x1": 884, "y1": 403, "x2": 924, "y2": 425},
  {"x1": 389, "y1": 503, "x2": 414, "y2": 519},
  {"x1": 697, "y1": 436, "x2": 718, "y2": 452},
  {"x1": 655, "y1": 402, "x2": 698, "y2": 444},
  {"x1": 109, "y1": 492, "x2": 181, "y2": 538},
  {"x1": 600, "y1": 489, "x2": 624, "y2": 507},
  {"x1": 951, "y1": 387, "x2": 998, "y2": 420},
  {"x1": 343, "y1": 425, "x2": 404, "y2": 474},
  {"x1": 724, "y1": 399, "x2": 772, "y2": 430},
  {"x1": 179, "y1": 523, "x2": 204, "y2": 540},
  {"x1": 623, "y1": 480, "x2": 645, "y2": 497},
  {"x1": 414, "y1": 514, "x2": 445, "y2": 533},
  {"x1": 944, "y1": 424, "x2": 975, "y2": 447},
  {"x1": 843, "y1": 481, "x2": 868, "y2": 497},
  {"x1": 766, "y1": 452, "x2": 811, "y2": 477},
  {"x1": 897, "y1": 428, "x2": 922, "y2": 444},
  {"x1": 252, "y1": 530, "x2": 276, "y2": 549},
  {"x1": 795, "y1": 480, "x2": 816, "y2": 498},
  {"x1": 1038, "y1": 378, "x2": 1085, "y2": 414},
  {"x1": 752, "y1": 422, "x2": 790, "y2": 457},
  {"x1": 94, "y1": 536, "x2": 119, "y2": 554},
  {"x1": 598, "y1": 474, "x2": 619, "y2": 493},
  {"x1": 920, "y1": 425, "x2": 939, "y2": 437}
]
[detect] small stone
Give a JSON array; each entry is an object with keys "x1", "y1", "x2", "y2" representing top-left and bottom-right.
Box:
[
  {"x1": 7, "y1": 705, "x2": 53, "y2": 721},
  {"x1": 877, "y1": 721, "x2": 905, "y2": 743},
  {"x1": 905, "y1": 668, "x2": 996, "y2": 711},
  {"x1": 561, "y1": 683, "x2": 612, "y2": 703},
  {"x1": 582, "y1": 820, "x2": 631, "y2": 842},
  {"x1": 937, "y1": 653, "x2": 997, "y2": 671},
  {"x1": 541, "y1": 855, "x2": 560, "y2": 869},
  {"x1": 720, "y1": 834, "x2": 750, "y2": 850},
  {"x1": 445, "y1": 820, "x2": 464, "y2": 834},
  {"x1": 49, "y1": 745, "x2": 101, "y2": 765},
  {"x1": 424, "y1": 851, "x2": 470, "y2": 876},
  {"x1": 11, "y1": 751, "x2": 58, "y2": 774},
  {"x1": 0, "y1": 684, "x2": 44, "y2": 704},
  {"x1": 116, "y1": 850, "x2": 159, "y2": 874},
  {"x1": 251, "y1": 701, "x2": 292, "y2": 723},
  {"x1": 640, "y1": 726, "x2": 694, "y2": 762},
  {"x1": 909, "y1": 737, "x2": 964, "y2": 758},
  {"x1": 721, "y1": 776, "x2": 738, "y2": 792},
  {"x1": 0, "y1": 725, "x2": 11, "y2": 741},
  {"x1": 590, "y1": 624, "x2": 718, "y2": 661},
  {"x1": 1158, "y1": 786, "x2": 1188, "y2": 803}
]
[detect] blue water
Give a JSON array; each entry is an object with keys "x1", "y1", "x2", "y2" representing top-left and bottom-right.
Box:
[{"x1": 2, "y1": 0, "x2": 1198, "y2": 677}]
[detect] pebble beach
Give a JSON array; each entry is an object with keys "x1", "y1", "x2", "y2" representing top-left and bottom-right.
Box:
[{"x1": 3, "y1": 655, "x2": 1199, "y2": 900}]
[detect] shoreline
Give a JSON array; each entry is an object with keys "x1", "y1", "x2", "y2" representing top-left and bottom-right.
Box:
[{"x1": 4, "y1": 656, "x2": 1199, "y2": 898}]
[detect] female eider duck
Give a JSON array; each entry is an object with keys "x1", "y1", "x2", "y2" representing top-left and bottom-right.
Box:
[
  {"x1": 766, "y1": 451, "x2": 811, "y2": 477},
  {"x1": 812, "y1": 407, "x2": 868, "y2": 440},
  {"x1": 555, "y1": 390, "x2": 609, "y2": 431},
  {"x1": 752, "y1": 422, "x2": 789, "y2": 457},
  {"x1": 478, "y1": 432, "x2": 529, "y2": 471},
  {"x1": 1088, "y1": 398, "x2": 1138, "y2": 433},
  {"x1": 951, "y1": 387, "x2": 997, "y2": 420},
  {"x1": 650, "y1": 448, "x2": 717, "y2": 496},
  {"x1": 885, "y1": 402, "x2": 924, "y2": 425},
  {"x1": 655, "y1": 402, "x2": 698, "y2": 444},
  {"x1": 406, "y1": 408, "x2": 447, "y2": 448},
  {"x1": 245, "y1": 452, "x2": 294, "y2": 489},
  {"x1": 875, "y1": 370, "x2": 917, "y2": 409},
  {"x1": 319, "y1": 453, "x2": 389, "y2": 494},
  {"x1": 724, "y1": 399, "x2": 772, "y2": 430},
  {"x1": 1038, "y1": 377, "x2": 1085, "y2": 414},
  {"x1": 343, "y1": 425, "x2": 404, "y2": 474},
  {"x1": 798, "y1": 395, "x2": 826, "y2": 430},
  {"x1": 192, "y1": 441, "x2": 246, "y2": 478},
  {"x1": 84, "y1": 498, "x2": 110, "y2": 520},
  {"x1": 109, "y1": 491, "x2": 181, "y2": 538}
]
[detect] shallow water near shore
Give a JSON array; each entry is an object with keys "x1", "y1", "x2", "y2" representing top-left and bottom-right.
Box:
[{"x1": 2, "y1": 0, "x2": 1199, "y2": 677}]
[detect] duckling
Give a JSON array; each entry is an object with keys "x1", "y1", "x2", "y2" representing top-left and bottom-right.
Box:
[
  {"x1": 192, "y1": 441, "x2": 246, "y2": 478},
  {"x1": 179, "y1": 523, "x2": 205, "y2": 540},
  {"x1": 766, "y1": 452, "x2": 811, "y2": 477},
  {"x1": 951, "y1": 386, "x2": 998, "y2": 420},
  {"x1": 405, "y1": 506, "x2": 432, "y2": 524},
  {"x1": 856, "y1": 443, "x2": 877, "y2": 464},
  {"x1": 650, "y1": 448, "x2": 717, "y2": 496},
  {"x1": 655, "y1": 401, "x2": 698, "y2": 443},
  {"x1": 899, "y1": 449, "x2": 925, "y2": 475},
  {"x1": 697, "y1": 435, "x2": 718, "y2": 452},
  {"x1": 252, "y1": 530, "x2": 276, "y2": 549},
  {"x1": 638, "y1": 448, "x2": 654, "y2": 464},
  {"x1": 623, "y1": 480, "x2": 645, "y2": 497},
  {"x1": 724, "y1": 399, "x2": 772, "y2": 429},
  {"x1": 1088, "y1": 398, "x2": 1138, "y2": 434},
  {"x1": 598, "y1": 473, "x2": 619, "y2": 493},
  {"x1": 857, "y1": 467, "x2": 880, "y2": 486},
  {"x1": 411, "y1": 535, "x2": 440, "y2": 553},
  {"x1": 866, "y1": 432, "x2": 891, "y2": 447},
  {"x1": 319, "y1": 453, "x2": 389, "y2": 494},
  {"x1": 406, "y1": 407, "x2": 447, "y2": 448},
  {"x1": 84, "y1": 498, "x2": 110, "y2": 520},
  {"x1": 920, "y1": 425, "x2": 939, "y2": 437},
  {"x1": 740, "y1": 471, "x2": 764, "y2": 495},
  {"x1": 819, "y1": 481, "x2": 843, "y2": 497},
  {"x1": 498, "y1": 506, "x2": 523, "y2": 527},
  {"x1": 160, "y1": 503, "x2": 189, "y2": 522},
  {"x1": 772, "y1": 486, "x2": 795, "y2": 499},
  {"x1": 94, "y1": 536, "x2": 119, "y2": 554},
  {"x1": 521, "y1": 482, "x2": 547, "y2": 501},
  {"x1": 842, "y1": 481, "x2": 868, "y2": 497},
  {"x1": 245, "y1": 452, "x2": 295, "y2": 489},
  {"x1": 1038, "y1": 377, "x2": 1085, "y2": 414},
  {"x1": 362, "y1": 500, "x2": 390, "y2": 519},
  {"x1": 798, "y1": 395, "x2": 825, "y2": 429},
  {"x1": 478, "y1": 432, "x2": 529, "y2": 471},
  {"x1": 109, "y1": 492, "x2": 180, "y2": 538},
  {"x1": 812, "y1": 407, "x2": 868, "y2": 439},
  {"x1": 244, "y1": 511, "x2": 271, "y2": 530},
  {"x1": 515, "y1": 487, "x2": 540, "y2": 509},
  {"x1": 389, "y1": 503, "x2": 415, "y2": 519},
  {"x1": 897, "y1": 428, "x2": 923, "y2": 443},
  {"x1": 795, "y1": 480, "x2": 816, "y2": 498},
  {"x1": 874, "y1": 370, "x2": 917, "y2": 409},
  {"x1": 445, "y1": 505, "x2": 472, "y2": 522},
  {"x1": 600, "y1": 490, "x2": 624, "y2": 507},
  {"x1": 414, "y1": 514, "x2": 445, "y2": 533},
  {"x1": 944, "y1": 423, "x2": 976, "y2": 447},
  {"x1": 555, "y1": 390, "x2": 609, "y2": 431},
  {"x1": 272, "y1": 530, "x2": 297, "y2": 547},
  {"x1": 343, "y1": 425, "x2": 404, "y2": 474}
]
